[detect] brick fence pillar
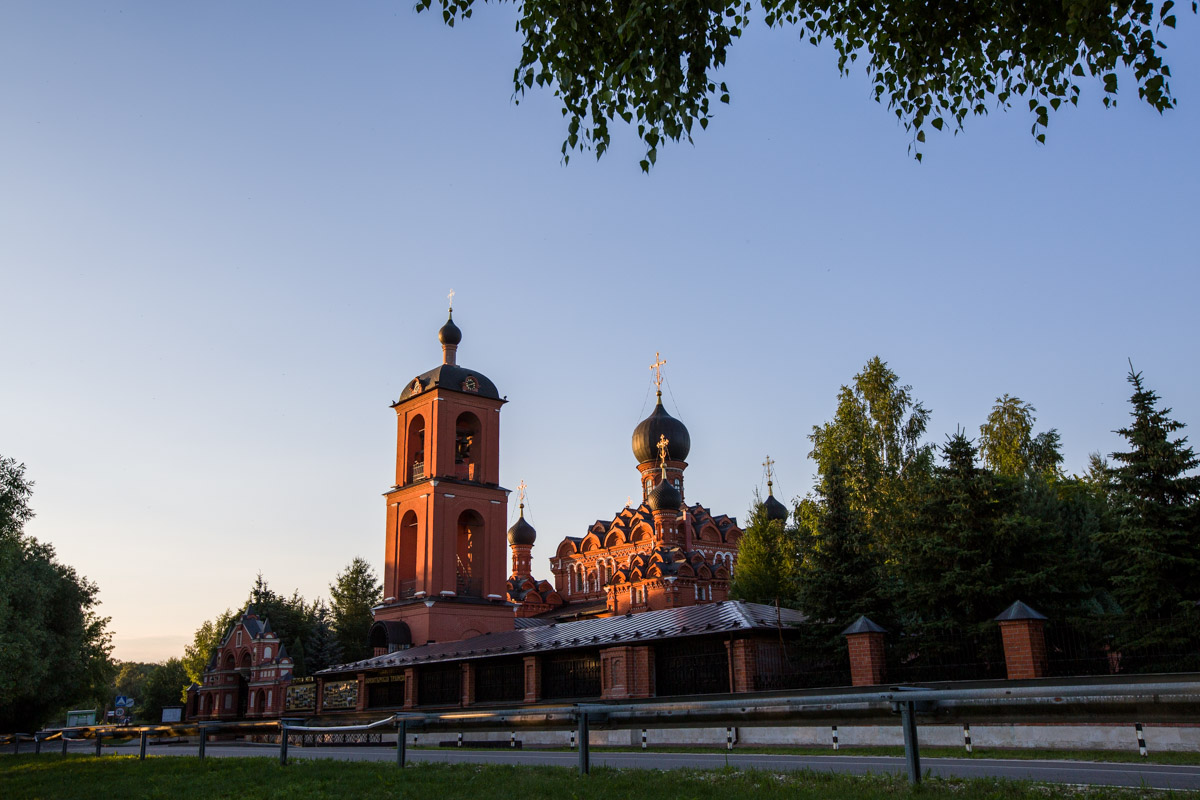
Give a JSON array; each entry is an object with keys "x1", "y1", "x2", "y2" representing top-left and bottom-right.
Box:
[
  {"x1": 729, "y1": 639, "x2": 757, "y2": 693},
  {"x1": 995, "y1": 600, "x2": 1048, "y2": 680},
  {"x1": 523, "y1": 655, "x2": 541, "y2": 703},
  {"x1": 403, "y1": 667, "x2": 417, "y2": 709},
  {"x1": 841, "y1": 616, "x2": 887, "y2": 687},
  {"x1": 461, "y1": 662, "x2": 475, "y2": 707}
]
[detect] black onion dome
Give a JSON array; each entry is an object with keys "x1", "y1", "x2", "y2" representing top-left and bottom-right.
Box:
[
  {"x1": 438, "y1": 312, "x2": 462, "y2": 345},
  {"x1": 764, "y1": 492, "x2": 789, "y2": 522},
  {"x1": 632, "y1": 394, "x2": 691, "y2": 464},
  {"x1": 507, "y1": 510, "x2": 537, "y2": 546},
  {"x1": 647, "y1": 477, "x2": 682, "y2": 512}
]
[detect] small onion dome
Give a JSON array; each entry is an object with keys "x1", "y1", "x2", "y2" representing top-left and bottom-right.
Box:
[
  {"x1": 632, "y1": 392, "x2": 691, "y2": 464},
  {"x1": 507, "y1": 506, "x2": 537, "y2": 545},
  {"x1": 438, "y1": 311, "x2": 462, "y2": 345},
  {"x1": 647, "y1": 476, "x2": 682, "y2": 512},
  {"x1": 764, "y1": 491, "x2": 789, "y2": 522}
]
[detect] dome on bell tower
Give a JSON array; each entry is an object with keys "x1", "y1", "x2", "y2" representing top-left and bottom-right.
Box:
[
  {"x1": 438, "y1": 311, "x2": 462, "y2": 345},
  {"x1": 632, "y1": 392, "x2": 691, "y2": 465}
]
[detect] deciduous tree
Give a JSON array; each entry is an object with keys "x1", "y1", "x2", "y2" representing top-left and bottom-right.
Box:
[
  {"x1": 0, "y1": 457, "x2": 116, "y2": 732},
  {"x1": 421, "y1": 0, "x2": 1190, "y2": 167}
]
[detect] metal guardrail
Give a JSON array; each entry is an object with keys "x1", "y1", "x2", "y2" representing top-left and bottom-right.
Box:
[{"x1": 5, "y1": 680, "x2": 1199, "y2": 785}]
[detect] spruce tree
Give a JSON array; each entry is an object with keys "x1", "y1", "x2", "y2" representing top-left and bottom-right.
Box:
[
  {"x1": 330, "y1": 558, "x2": 382, "y2": 663},
  {"x1": 728, "y1": 497, "x2": 795, "y2": 605},
  {"x1": 1101, "y1": 366, "x2": 1200, "y2": 617},
  {"x1": 305, "y1": 600, "x2": 344, "y2": 672},
  {"x1": 795, "y1": 459, "x2": 881, "y2": 625}
]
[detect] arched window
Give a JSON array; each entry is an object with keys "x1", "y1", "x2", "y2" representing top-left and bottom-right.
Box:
[
  {"x1": 398, "y1": 510, "x2": 419, "y2": 595},
  {"x1": 456, "y1": 509, "x2": 484, "y2": 597},
  {"x1": 454, "y1": 412, "x2": 482, "y2": 481},
  {"x1": 264, "y1": 646, "x2": 272, "y2": 660},
  {"x1": 406, "y1": 415, "x2": 426, "y2": 482}
]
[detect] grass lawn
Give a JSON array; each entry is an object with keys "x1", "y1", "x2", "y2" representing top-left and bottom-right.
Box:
[{"x1": 1, "y1": 756, "x2": 1195, "y2": 800}]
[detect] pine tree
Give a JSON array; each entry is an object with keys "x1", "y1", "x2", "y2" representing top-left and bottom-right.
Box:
[{"x1": 1101, "y1": 366, "x2": 1200, "y2": 617}]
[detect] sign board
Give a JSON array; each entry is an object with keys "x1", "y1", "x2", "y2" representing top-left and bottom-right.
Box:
[
  {"x1": 114, "y1": 695, "x2": 134, "y2": 708},
  {"x1": 161, "y1": 706, "x2": 183, "y2": 723},
  {"x1": 67, "y1": 709, "x2": 97, "y2": 727},
  {"x1": 115, "y1": 707, "x2": 126, "y2": 719}
]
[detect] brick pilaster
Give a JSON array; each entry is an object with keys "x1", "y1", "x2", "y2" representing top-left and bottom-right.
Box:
[
  {"x1": 841, "y1": 616, "x2": 888, "y2": 687},
  {"x1": 403, "y1": 667, "x2": 417, "y2": 709},
  {"x1": 461, "y1": 662, "x2": 475, "y2": 707}
]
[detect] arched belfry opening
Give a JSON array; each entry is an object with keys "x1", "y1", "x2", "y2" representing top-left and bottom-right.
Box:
[
  {"x1": 456, "y1": 509, "x2": 484, "y2": 597},
  {"x1": 454, "y1": 411, "x2": 482, "y2": 481},
  {"x1": 406, "y1": 415, "x2": 426, "y2": 483},
  {"x1": 398, "y1": 510, "x2": 419, "y2": 597}
]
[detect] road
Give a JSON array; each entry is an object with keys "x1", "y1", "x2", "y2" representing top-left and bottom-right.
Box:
[{"x1": 10, "y1": 740, "x2": 1200, "y2": 791}]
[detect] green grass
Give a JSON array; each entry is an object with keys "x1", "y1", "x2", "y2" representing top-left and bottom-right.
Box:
[{"x1": 0, "y1": 756, "x2": 1194, "y2": 800}]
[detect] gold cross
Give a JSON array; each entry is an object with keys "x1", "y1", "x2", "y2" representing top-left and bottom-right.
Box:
[
  {"x1": 649, "y1": 352, "x2": 667, "y2": 389},
  {"x1": 516, "y1": 479, "x2": 527, "y2": 505},
  {"x1": 657, "y1": 434, "x2": 670, "y2": 467},
  {"x1": 626, "y1": 495, "x2": 632, "y2": 508},
  {"x1": 447, "y1": 288, "x2": 455, "y2": 311},
  {"x1": 763, "y1": 455, "x2": 775, "y2": 484}
]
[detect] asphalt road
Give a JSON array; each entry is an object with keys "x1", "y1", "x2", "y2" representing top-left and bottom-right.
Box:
[{"x1": 12, "y1": 740, "x2": 1200, "y2": 791}]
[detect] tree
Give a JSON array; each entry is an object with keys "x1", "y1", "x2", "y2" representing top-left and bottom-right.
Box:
[
  {"x1": 978, "y1": 394, "x2": 1064, "y2": 478},
  {"x1": 0, "y1": 457, "x2": 116, "y2": 732},
  {"x1": 330, "y1": 558, "x2": 382, "y2": 664},
  {"x1": 420, "y1": 0, "x2": 1189, "y2": 168},
  {"x1": 893, "y1": 433, "x2": 1072, "y2": 644},
  {"x1": 808, "y1": 356, "x2": 932, "y2": 552},
  {"x1": 1100, "y1": 366, "x2": 1200, "y2": 617},
  {"x1": 183, "y1": 609, "x2": 237, "y2": 687},
  {"x1": 795, "y1": 459, "x2": 883, "y2": 626},
  {"x1": 305, "y1": 599, "x2": 344, "y2": 673},
  {"x1": 729, "y1": 494, "x2": 795, "y2": 605},
  {"x1": 139, "y1": 659, "x2": 189, "y2": 723}
]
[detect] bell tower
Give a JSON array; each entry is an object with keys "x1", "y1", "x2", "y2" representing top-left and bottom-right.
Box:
[{"x1": 373, "y1": 301, "x2": 515, "y2": 647}]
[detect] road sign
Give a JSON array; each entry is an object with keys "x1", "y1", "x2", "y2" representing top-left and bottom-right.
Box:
[{"x1": 115, "y1": 695, "x2": 133, "y2": 708}]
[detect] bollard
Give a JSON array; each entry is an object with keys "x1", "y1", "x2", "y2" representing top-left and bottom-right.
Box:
[
  {"x1": 570, "y1": 729, "x2": 575, "y2": 749},
  {"x1": 1136, "y1": 722, "x2": 1148, "y2": 757},
  {"x1": 899, "y1": 701, "x2": 921, "y2": 785},
  {"x1": 963, "y1": 723, "x2": 972, "y2": 754},
  {"x1": 396, "y1": 720, "x2": 407, "y2": 768},
  {"x1": 35, "y1": 734, "x2": 42, "y2": 755},
  {"x1": 510, "y1": 731, "x2": 516, "y2": 749},
  {"x1": 139, "y1": 731, "x2": 148, "y2": 760},
  {"x1": 13, "y1": 735, "x2": 20, "y2": 755},
  {"x1": 832, "y1": 725, "x2": 839, "y2": 751},
  {"x1": 62, "y1": 734, "x2": 68, "y2": 756},
  {"x1": 577, "y1": 713, "x2": 590, "y2": 775},
  {"x1": 95, "y1": 732, "x2": 103, "y2": 757},
  {"x1": 280, "y1": 724, "x2": 289, "y2": 766},
  {"x1": 641, "y1": 729, "x2": 647, "y2": 750},
  {"x1": 726, "y1": 727, "x2": 733, "y2": 751}
]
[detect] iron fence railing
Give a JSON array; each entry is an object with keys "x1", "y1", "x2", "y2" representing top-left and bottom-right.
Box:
[{"x1": 5, "y1": 679, "x2": 1198, "y2": 787}]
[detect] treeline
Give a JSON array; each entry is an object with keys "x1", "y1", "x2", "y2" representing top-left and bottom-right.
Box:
[
  {"x1": 181, "y1": 559, "x2": 382, "y2": 686},
  {"x1": 114, "y1": 559, "x2": 383, "y2": 724},
  {"x1": 732, "y1": 358, "x2": 1200, "y2": 668}
]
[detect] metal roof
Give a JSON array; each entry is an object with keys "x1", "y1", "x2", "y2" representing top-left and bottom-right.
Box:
[{"x1": 319, "y1": 601, "x2": 807, "y2": 675}]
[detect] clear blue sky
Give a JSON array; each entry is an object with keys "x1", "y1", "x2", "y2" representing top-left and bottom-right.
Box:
[{"x1": 2, "y1": 3, "x2": 1196, "y2": 662}]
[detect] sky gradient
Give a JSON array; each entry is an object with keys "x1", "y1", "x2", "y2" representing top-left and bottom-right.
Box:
[{"x1": 2, "y1": 3, "x2": 1197, "y2": 663}]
